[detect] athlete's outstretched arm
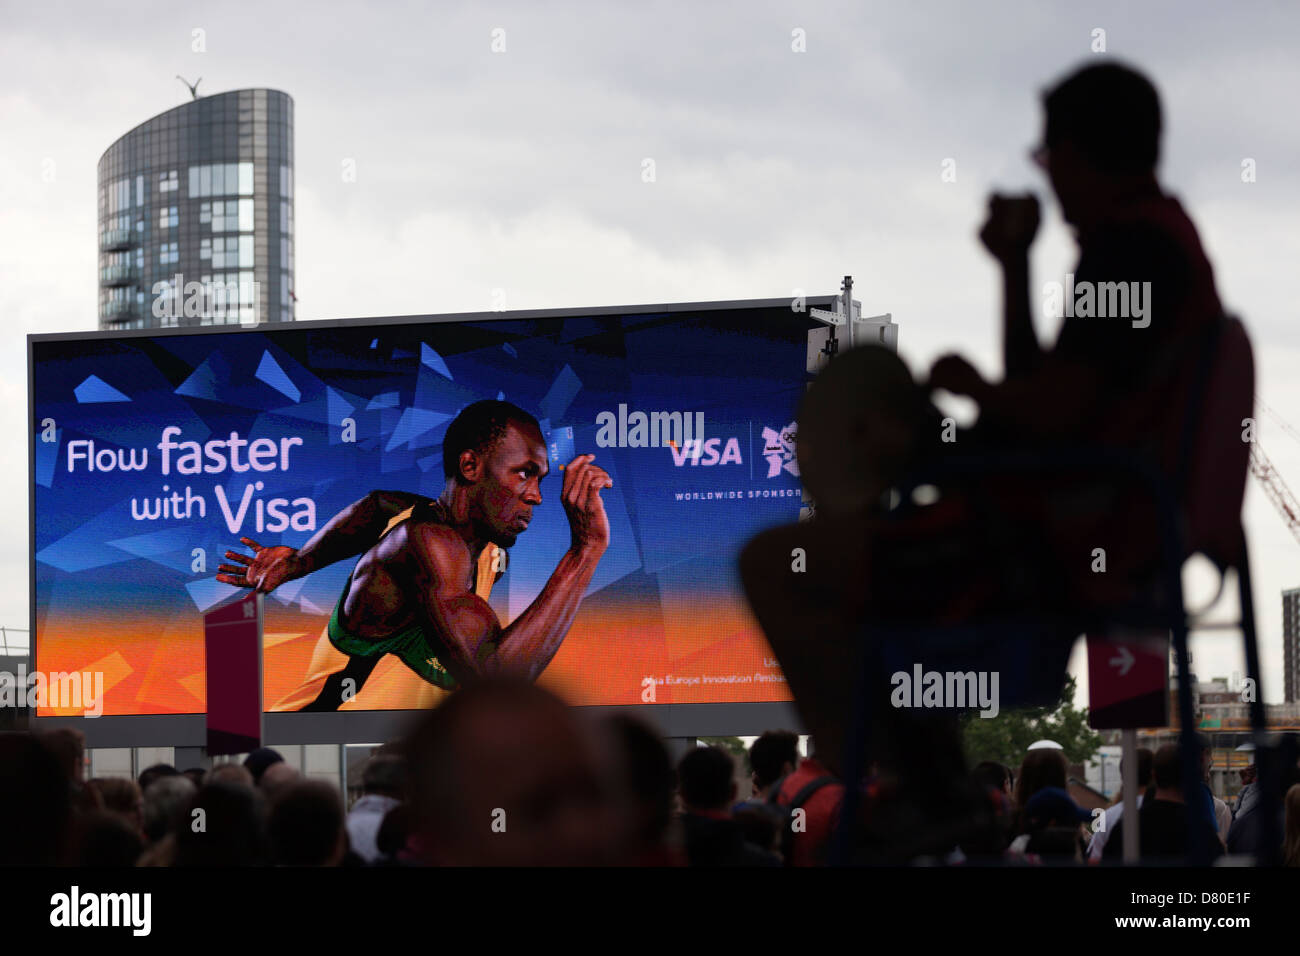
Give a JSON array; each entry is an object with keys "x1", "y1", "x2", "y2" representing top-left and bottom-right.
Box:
[
  {"x1": 217, "y1": 489, "x2": 426, "y2": 592},
  {"x1": 410, "y1": 456, "x2": 611, "y2": 683}
]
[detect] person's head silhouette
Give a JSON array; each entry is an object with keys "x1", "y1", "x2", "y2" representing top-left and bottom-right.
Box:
[
  {"x1": 1034, "y1": 62, "x2": 1163, "y2": 228},
  {"x1": 797, "y1": 345, "x2": 935, "y2": 516}
]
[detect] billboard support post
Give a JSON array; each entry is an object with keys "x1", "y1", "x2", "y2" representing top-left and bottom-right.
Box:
[
  {"x1": 1121, "y1": 728, "x2": 1139, "y2": 863},
  {"x1": 1087, "y1": 631, "x2": 1171, "y2": 861}
]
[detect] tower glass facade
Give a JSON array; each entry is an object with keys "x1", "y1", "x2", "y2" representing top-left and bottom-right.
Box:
[{"x1": 96, "y1": 88, "x2": 294, "y2": 330}]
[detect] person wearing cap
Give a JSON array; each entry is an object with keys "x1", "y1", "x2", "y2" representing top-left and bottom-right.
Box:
[
  {"x1": 1007, "y1": 786, "x2": 1091, "y2": 862},
  {"x1": 347, "y1": 755, "x2": 406, "y2": 864},
  {"x1": 1234, "y1": 763, "x2": 1258, "y2": 818}
]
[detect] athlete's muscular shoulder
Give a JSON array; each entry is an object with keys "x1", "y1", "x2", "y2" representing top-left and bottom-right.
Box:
[{"x1": 400, "y1": 520, "x2": 473, "y2": 594}]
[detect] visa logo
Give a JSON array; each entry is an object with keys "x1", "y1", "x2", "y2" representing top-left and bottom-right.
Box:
[{"x1": 669, "y1": 438, "x2": 743, "y2": 467}]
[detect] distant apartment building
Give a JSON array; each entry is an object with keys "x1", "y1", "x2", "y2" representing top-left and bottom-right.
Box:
[
  {"x1": 97, "y1": 88, "x2": 294, "y2": 329},
  {"x1": 1285, "y1": 587, "x2": 1300, "y2": 703}
]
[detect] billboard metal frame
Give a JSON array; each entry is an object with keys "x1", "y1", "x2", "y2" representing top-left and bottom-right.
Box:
[{"x1": 29, "y1": 294, "x2": 835, "y2": 746}]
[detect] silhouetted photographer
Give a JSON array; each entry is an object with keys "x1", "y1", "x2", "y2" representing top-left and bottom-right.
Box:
[{"x1": 742, "y1": 61, "x2": 1247, "y2": 863}]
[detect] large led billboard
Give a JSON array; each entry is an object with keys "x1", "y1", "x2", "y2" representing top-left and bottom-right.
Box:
[{"x1": 30, "y1": 299, "x2": 826, "y2": 721}]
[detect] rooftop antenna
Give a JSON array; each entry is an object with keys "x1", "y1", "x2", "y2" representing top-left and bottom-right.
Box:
[{"x1": 176, "y1": 75, "x2": 203, "y2": 100}]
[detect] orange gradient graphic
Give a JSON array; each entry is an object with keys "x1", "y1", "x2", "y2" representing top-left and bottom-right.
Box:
[{"x1": 36, "y1": 594, "x2": 791, "y2": 715}]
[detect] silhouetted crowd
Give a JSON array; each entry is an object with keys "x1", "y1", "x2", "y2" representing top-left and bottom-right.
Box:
[{"x1": 4, "y1": 681, "x2": 1299, "y2": 866}]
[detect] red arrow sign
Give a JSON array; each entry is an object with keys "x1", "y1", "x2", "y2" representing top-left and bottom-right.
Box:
[{"x1": 1087, "y1": 631, "x2": 1170, "y2": 729}]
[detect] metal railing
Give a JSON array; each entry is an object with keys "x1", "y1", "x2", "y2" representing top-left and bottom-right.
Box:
[
  {"x1": 99, "y1": 227, "x2": 132, "y2": 250},
  {"x1": 100, "y1": 264, "x2": 138, "y2": 285},
  {"x1": 100, "y1": 297, "x2": 136, "y2": 319},
  {"x1": 0, "y1": 626, "x2": 29, "y2": 656}
]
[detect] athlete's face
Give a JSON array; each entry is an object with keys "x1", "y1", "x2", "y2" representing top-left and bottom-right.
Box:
[{"x1": 476, "y1": 421, "x2": 548, "y2": 548}]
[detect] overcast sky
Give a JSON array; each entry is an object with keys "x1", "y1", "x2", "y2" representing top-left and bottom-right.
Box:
[{"x1": 2, "y1": 0, "x2": 1298, "y2": 707}]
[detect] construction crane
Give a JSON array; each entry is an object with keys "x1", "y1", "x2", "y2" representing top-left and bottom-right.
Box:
[
  {"x1": 1251, "y1": 398, "x2": 1300, "y2": 546},
  {"x1": 1249, "y1": 442, "x2": 1300, "y2": 545}
]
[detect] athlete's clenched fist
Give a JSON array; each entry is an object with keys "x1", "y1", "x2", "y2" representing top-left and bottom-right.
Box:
[{"x1": 561, "y1": 453, "x2": 612, "y2": 554}]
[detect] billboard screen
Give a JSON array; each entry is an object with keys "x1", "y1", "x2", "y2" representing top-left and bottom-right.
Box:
[{"x1": 31, "y1": 302, "x2": 818, "y2": 717}]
